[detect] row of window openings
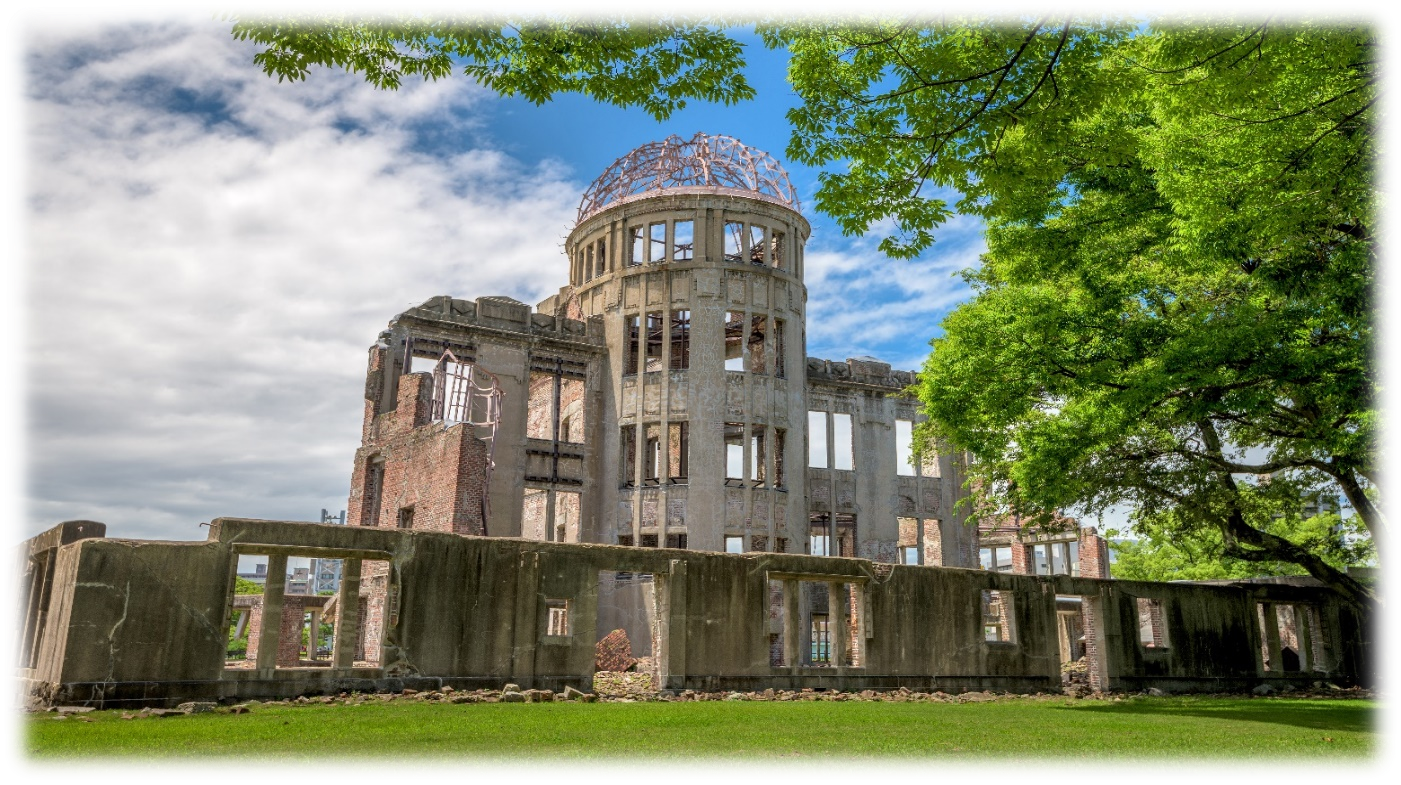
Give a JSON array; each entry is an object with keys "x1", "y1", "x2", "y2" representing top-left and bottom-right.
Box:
[
  {"x1": 577, "y1": 220, "x2": 789, "y2": 283},
  {"x1": 618, "y1": 423, "x2": 789, "y2": 489},
  {"x1": 979, "y1": 541, "x2": 1081, "y2": 576},
  {"x1": 622, "y1": 311, "x2": 785, "y2": 377}
]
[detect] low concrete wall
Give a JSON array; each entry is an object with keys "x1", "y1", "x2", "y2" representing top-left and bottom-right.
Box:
[{"x1": 18, "y1": 518, "x2": 1372, "y2": 708}]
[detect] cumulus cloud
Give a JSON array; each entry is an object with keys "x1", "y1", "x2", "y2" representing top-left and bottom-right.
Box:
[{"x1": 24, "y1": 20, "x2": 583, "y2": 540}]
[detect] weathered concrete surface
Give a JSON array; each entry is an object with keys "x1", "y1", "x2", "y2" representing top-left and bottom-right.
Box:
[{"x1": 19, "y1": 518, "x2": 1372, "y2": 709}]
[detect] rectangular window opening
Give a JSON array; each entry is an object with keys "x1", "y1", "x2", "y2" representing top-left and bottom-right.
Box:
[
  {"x1": 640, "y1": 534, "x2": 659, "y2": 548},
  {"x1": 772, "y1": 231, "x2": 786, "y2": 269},
  {"x1": 625, "y1": 315, "x2": 641, "y2": 375},
  {"x1": 750, "y1": 430, "x2": 766, "y2": 487},
  {"x1": 559, "y1": 377, "x2": 585, "y2": 444},
  {"x1": 724, "y1": 422, "x2": 745, "y2": 480},
  {"x1": 835, "y1": 514, "x2": 857, "y2": 558},
  {"x1": 645, "y1": 311, "x2": 665, "y2": 372},
  {"x1": 774, "y1": 428, "x2": 786, "y2": 489},
  {"x1": 649, "y1": 222, "x2": 667, "y2": 263},
  {"x1": 362, "y1": 458, "x2": 385, "y2": 527},
  {"x1": 982, "y1": 589, "x2": 1016, "y2": 644},
  {"x1": 896, "y1": 420, "x2": 916, "y2": 476},
  {"x1": 807, "y1": 411, "x2": 828, "y2": 468},
  {"x1": 832, "y1": 413, "x2": 854, "y2": 471},
  {"x1": 748, "y1": 225, "x2": 766, "y2": 265},
  {"x1": 545, "y1": 600, "x2": 570, "y2": 637},
  {"x1": 668, "y1": 421, "x2": 689, "y2": 482},
  {"x1": 396, "y1": 506, "x2": 414, "y2": 530},
  {"x1": 666, "y1": 533, "x2": 688, "y2": 549},
  {"x1": 595, "y1": 571, "x2": 659, "y2": 669},
  {"x1": 725, "y1": 535, "x2": 744, "y2": 554},
  {"x1": 585, "y1": 244, "x2": 595, "y2": 281},
  {"x1": 774, "y1": 319, "x2": 785, "y2": 378},
  {"x1": 620, "y1": 425, "x2": 637, "y2": 488},
  {"x1": 724, "y1": 311, "x2": 745, "y2": 371},
  {"x1": 768, "y1": 578, "x2": 786, "y2": 666},
  {"x1": 628, "y1": 226, "x2": 644, "y2": 266},
  {"x1": 522, "y1": 488, "x2": 549, "y2": 541},
  {"x1": 672, "y1": 220, "x2": 693, "y2": 261},
  {"x1": 554, "y1": 491, "x2": 580, "y2": 543},
  {"x1": 1137, "y1": 597, "x2": 1168, "y2": 649},
  {"x1": 526, "y1": 371, "x2": 555, "y2": 440},
  {"x1": 723, "y1": 221, "x2": 745, "y2": 262},
  {"x1": 748, "y1": 314, "x2": 768, "y2": 374},
  {"x1": 809, "y1": 513, "x2": 831, "y2": 556},
  {"x1": 669, "y1": 310, "x2": 691, "y2": 370},
  {"x1": 643, "y1": 424, "x2": 662, "y2": 485}
]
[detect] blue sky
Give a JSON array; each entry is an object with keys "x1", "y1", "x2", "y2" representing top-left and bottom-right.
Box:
[{"x1": 18, "y1": 17, "x2": 982, "y2": 541}]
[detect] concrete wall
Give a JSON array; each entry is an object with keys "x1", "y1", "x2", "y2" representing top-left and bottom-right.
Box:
[{"x1": 20, "y1": 518, "x2": 1373, "y2": 709}]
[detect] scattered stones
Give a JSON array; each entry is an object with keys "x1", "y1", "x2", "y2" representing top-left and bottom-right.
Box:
[
  {"x1": 401, "y1": 688, "x2": 419, "y2": 696},
  {"x1": 1146, "y1": 688, "x2": 1167, "y2": 697},
  {"x1": 230, "y1": 705, "x2": 251, "y2": 714},
  {"x1": 502, "y1": 683, "x2": 521, "y2": 693},
  {"x1": 176, "y1": 701, "x2": 217, "y2": 714},
  {"x1": 54, "y1": 706, "x2": 95, "y2": 715},
  {"x1": 500, "y1": 690, "x2": 527, "y2": 703},
  {"x1": 562, "y1": 685, "x2": 586, "y2": 701},
  {"x1": 1252, "y1": 684, "x2": 1277, "y2": 696}
]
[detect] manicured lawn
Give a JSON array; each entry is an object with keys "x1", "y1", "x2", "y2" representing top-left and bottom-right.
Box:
[{"x1": 26, "y1": 696, "x2": 1375, "y2": 760}]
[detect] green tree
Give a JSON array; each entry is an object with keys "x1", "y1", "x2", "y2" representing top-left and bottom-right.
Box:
[
  {"x1": 234, "y1": 576, "x2": 264, "y2": 595},
  {"x1": 228, "y1": 17, "x2": 1380, "y2": 603}
]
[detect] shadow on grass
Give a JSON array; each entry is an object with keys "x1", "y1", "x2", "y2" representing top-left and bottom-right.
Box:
[{"x1": 1053, "y1": 698, "x2": 1375, "y2": 734}]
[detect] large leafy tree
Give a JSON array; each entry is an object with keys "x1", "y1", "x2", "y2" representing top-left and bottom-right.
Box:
[{"x1": 228, "y1": 17, "x2": 1379, "y2": 604}]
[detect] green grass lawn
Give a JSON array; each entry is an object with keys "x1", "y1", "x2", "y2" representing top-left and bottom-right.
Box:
[{"x1": 26, "y1": 696, "x2": 1376, "y2": 760}]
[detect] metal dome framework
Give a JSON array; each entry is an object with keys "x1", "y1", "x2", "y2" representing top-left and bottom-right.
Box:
[{"x1": 577, "y1": 133, "x2": 800, "y2": 225}]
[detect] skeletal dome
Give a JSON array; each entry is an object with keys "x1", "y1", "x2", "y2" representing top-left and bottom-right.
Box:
[{"x1": 577, "y1": 133, "x2": 800, "y2": 224}]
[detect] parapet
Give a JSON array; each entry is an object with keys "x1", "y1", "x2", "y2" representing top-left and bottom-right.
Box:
[{"x1": 805, "y1": 356, "x2": 918, "y2": 392}]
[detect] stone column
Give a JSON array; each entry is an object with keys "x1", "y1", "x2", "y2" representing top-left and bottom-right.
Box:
[
  {"x1": 827, "y1": 582, "x2": 846, "y2": 670},
  {"x1": 783, "y1": 579, "x2": 799, "y2": 672},
  {"x1": 255, "y1": 555, "x2": 288, "y2": 672}
]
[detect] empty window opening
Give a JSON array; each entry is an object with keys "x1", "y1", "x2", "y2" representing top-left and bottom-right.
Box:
[
  {"x1": 596, "y1": 571, "x2": 660, "y2": 673},
  {"x1": 645, "y1": 311, "x2": 665, "y2": 372},
  {"x1": 832, "y1": 413, "x2": 854, "y2": 471},
  {"x1": 724, "y1": 311, "x2": 745, "y2": 371},
  {"x1": 748, "y1": 225, "x2": 766, "y2": 265},
  {"x1": 643, "y1": 424, "x2": 662, "y2": 485},
  {"x1": 649, "y1": 222, "x2": 667, "y2": 263},
  {"x1": 628, "y1": 226, "x2": 644, "y2": 266},
  {"x1": 723, "y1": 221, "x2": 745, "y2": 262},
  {"x1": 834, "y1": 515, "x2": 857, "y2": 557},
  {"x1": 559, "y1": 377, "x2": 585, "y2": 444},
  {"x1": 396, "y1": 506, "x2": 414, "y2": 530},
  {"x1": 774, "y1": 320, "x2": 786, "y2": 378},
  {"x1": 625, "y1": 315, "x2": 641, "y2": 374},
  {"x1": 546, "y1": 600, "x2": 570, "y2": 637},
  {"x1": 725, "y1": 535, "x2": 744, "y2": 554},
  {"x1": 356, "y1": 559, "x2": 392, "y2": 668},
  {"x1": 901, "y1": 546, "x2": 920, "y2": 565},
  {"x1": 1032, "y1": 541, "x2": 1076, "y2": 576},
  {"x1": 668, "y1": 422, "x2": 689, "y2": 482},
  {"x1": 672, "y1": 220, "x2": 693, "y2": 261},
  {"x1": 598, "y1": 239, "x2": 609, "y2": 274},
  {"x1": 809, "y1": 513, "x2": 831, "y2": 556},
  {"x1": 554, "y1": 491, "x2": 580, "y2": 543},
  {"x1": 808, "y1": 411, "x2": 828, "y2": 468},
  {"x1": 810, "y1": 614, "x2": 831, "y2": 664},
  {"x1": 1055, "y1": 595, "x2": 1088, "y2": 664},
  {"x1": 982, "y1": 589, "x2": 1016, "y2": 644},
  {"x1": 225, "y1": 554, "x2": 268, "y2": 667},
  {"x1": 640, "y1": 534, "x2": 659, "y2": 548},
  {"x1": 620, "y1": 425, "x2": 637, "y2": 488},
  {"x1": 617, "y1": 534, "x2": 635, "y2": 547},
  {"x1": 527, "y1": 371, "x2": 555, "y2": 440},
  {"x1": 980, "y1": 546, "x2": 1018, "y2": 572},
  {"x1": 751, "y1": 535, "x2": 769, "y2": 552},
  {"x1": 751, "y1": 430, "x2": 766, "y2": 486},
  {"x1": 774, "y1": 429, "x2": 786, "y2": 488},
  {"x1": 775, "y1": 537, "x2": 790, "y2": 554},
  {"x1": 585, "y1": 244, "x2": 595, "y2": 281},
  {"x1": 1136, "y1": 597, "x2": 1168, "y2": 649},
  {"x1": 670, "y1": 310, "x2": 691, "y2": 370},
  {"x1": 896, "y1": 420, "x2": 916, "y2": 476},
  {"x1": 362, "y1": 458, "x2": 385, "y2": 527},
  {"x1": 772, "y1": 231, "x2": 787, "y2": 269},
  {"x1": 898, "y1": 517, "x2": 920, "y2": 565},
  {"x1": 768, "y1": 579, "x2": 786, "y2": 666},
  {"x1": 725, "y1": 422, "x2": 745, "y2": 481},
  {"x1": 748, "y1": 314, "x2": 768, "y2": 374},
  {"x1": 666, "y1": 533, "x2": 688, "y2": 549},
  {"x1": 522, "y1": 489, "x2": 549, "y2": 540}
]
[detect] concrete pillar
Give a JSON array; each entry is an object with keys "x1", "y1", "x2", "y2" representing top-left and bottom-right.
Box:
[
  {"x1": 783, "y1": 579, "x2": 799, "y2": 672},
  {"x1": 1262, "y1": 603, "x2": 1283, "y2": 673},
  {"x1": 333, "y1": 558, "x2": 362, "y2": 669},
  {"x1": 510, "y1": 550, "x2": 541, "y2": 685},
  {"x1": 1295, "y1": 605, "x2": 1313, "y2": 672},
  {"x1": 307, "y1": 608, "x2": 321, "y2": 660},
  {"x1": 255, "y1": 555, "x2": 288, "y2": 672},
  {"x1": 663, "y1": 559, "x2": 688, "y2": 689},
  {"x1": 827, "y1": 581, "x2": 846, "y2": 670}
]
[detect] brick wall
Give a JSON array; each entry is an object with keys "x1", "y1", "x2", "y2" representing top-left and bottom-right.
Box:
[
  {"x1": 346, "y1": 371, "x2": 491, "y2": 536},
  {"x1": 1078, "y1": 527, "x2": 1110, "y2": 579}
]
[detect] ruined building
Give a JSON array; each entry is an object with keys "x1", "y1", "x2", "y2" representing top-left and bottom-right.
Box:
[{"x1": 19, "y1": 135, "x2": 1372, "y2": 708}]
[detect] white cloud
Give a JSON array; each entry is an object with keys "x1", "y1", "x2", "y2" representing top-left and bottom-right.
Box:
[
  {"x1": 804, "y1": 211, "x2": 985, "y2": 372},
  {"x1": 24, "y1": 20, "x2": 582, "y2": 541}
]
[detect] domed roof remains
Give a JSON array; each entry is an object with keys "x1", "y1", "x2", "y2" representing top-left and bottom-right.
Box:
[{"x1": 577, "y1": 133, "x2": 800, "y2": 224}]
